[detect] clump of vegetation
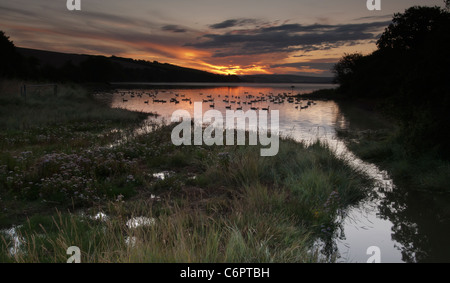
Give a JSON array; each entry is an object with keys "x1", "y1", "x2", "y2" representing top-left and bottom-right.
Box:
[{"x1": 333, "y1": 5, "x2": 450, "y2": 158}]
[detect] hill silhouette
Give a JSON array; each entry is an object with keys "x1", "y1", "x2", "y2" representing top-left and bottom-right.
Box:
[
  {"x1": 3, "y1": 43, "x2": 241, "y2": 83},
  {"x1": 2, "y1": 32, "x2": 333, "y2": 84},
  {"x1": 16, "y1": 47, "x2": 332, "y2": 84}
]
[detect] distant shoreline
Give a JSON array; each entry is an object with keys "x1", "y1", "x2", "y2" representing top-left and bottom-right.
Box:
[{"x1": 109, "y1": 81, "x2": 336, "y2": 88}]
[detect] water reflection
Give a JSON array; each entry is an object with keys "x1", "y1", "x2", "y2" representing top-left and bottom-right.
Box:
[
  {"x1": 110, "y1": 84, "x2": 339, "y2": 143},
  {"x1": 106, "y1": 83, "x2": 409, "y2": 262},
  {"x1": 336, "y1": 101, "x2": 450, "y2": 263},
  {"x1": 379, "y1": 186, "x2": 450, "y2": 262},
  {"x1": 312, "y1": 141, "x2": 403, "y2": 262}
]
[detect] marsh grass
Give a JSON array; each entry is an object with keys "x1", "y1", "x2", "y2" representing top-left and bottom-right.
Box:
[
  {"x1": 0, "y1": 127, "x2": 371, "y2": 262},
  {"x1": 1, "y1": 184, "x2": 315, "y2": 263},
  {"x1": 0, "y1": 81, "x2": 373, "y2": 262},
  {"x1": 0, "y1": 80, "x2": 147, "y2": 130},
  {"x1": 337, "y1": 128, "x2": 450, "y2": 193},
  {"x1": 0, "y1": 80, "x2": 152, "y2": 229}
]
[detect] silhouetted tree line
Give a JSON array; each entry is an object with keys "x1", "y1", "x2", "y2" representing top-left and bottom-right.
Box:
[
  {"x1": 0, "y1": 31, "x2": 240, "y2": 83},
  {"x1": 333, "y1": 6, "x2": 450, "y2": 158}
]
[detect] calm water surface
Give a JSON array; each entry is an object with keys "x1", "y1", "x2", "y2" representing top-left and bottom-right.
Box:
[{"x1": 106, "y1": 83, "x2": 450, "y2": 263}]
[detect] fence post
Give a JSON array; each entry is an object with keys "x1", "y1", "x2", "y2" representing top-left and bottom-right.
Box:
[{"x1": 54, "y1": 84, "x2": 58, "y2": 96}]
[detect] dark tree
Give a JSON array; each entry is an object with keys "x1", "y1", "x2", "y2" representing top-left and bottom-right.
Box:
[
  {"x1": 0, "y1": 31, "x2": 22, "y2": 77},
  {"x1": 332, "y1": 53, "x2": 364, "y2": 96},
  {"x1": 377, "y1": 6, "x2": 448, "y2": 51},
  {"x1": 332, "y1": 53, "x2": 363, "y2": 83}
]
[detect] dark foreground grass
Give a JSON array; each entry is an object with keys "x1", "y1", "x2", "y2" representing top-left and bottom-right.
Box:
[
  {"x1": 0, "y1": 127, "x2": 371, "y2": 262},
  {"x1": 0, "y1": 82, "x2": 372, "y2": 262}
]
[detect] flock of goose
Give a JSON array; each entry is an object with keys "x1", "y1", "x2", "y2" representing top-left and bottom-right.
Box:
[{"x1": 117, "y1": 90, "x2": 318, "y2": 111}]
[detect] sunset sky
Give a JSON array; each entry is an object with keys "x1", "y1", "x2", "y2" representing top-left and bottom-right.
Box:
[{"x1": 0, "y1": 0, "x2": 445, "y2": 76}]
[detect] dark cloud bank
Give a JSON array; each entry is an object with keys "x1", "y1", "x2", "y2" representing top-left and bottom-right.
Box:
[{"x1": 189, "y1": 20, "x2": 390, "y2": 57}]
